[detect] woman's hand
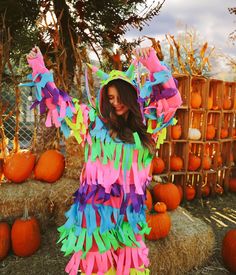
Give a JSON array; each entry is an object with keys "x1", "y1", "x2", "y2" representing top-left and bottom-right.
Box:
[
  {"x1": 27, "y1": 46, "x2": 42, "y2": 60},
  {"x1": 132, "y1": 47, "x2": 153, "y2": 60}
]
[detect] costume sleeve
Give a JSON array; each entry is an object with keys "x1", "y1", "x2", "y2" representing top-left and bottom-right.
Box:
[
  {"x1": 138, "y1": 48, "x2": 182, "y2": 148},
  {"x1": 20, "y1": 51, "x2": 92, "y2": 146}
]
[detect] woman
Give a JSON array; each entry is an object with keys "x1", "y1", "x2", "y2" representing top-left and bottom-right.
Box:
[{"x1": 25, "y1": 46, "x2": 182, "y2": 275}]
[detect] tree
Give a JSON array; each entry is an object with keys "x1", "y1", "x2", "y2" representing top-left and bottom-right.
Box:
[{"x1": 228, "y1": 7, "x2": 236, "y2": 44}]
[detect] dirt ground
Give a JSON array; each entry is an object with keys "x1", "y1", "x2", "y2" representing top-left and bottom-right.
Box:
[{"x1": 0, "y1": 193, "x2": 235, "y2": 275}]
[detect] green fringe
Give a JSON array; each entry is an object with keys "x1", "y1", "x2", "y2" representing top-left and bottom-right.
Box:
[{"x1": 57, "y1": 221, "x2": 150, "y2": 258}]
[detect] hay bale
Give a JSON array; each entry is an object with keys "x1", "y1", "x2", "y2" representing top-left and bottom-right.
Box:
[
  {"x1": 147, "y1": 207, "x2": 215, "y2": 274},
  {"x1": 0, "y1": 178, "x2": 79, "y2": 230},
  {"x1": 64, "y1": 136, "x2": 84, "y2": 180}
]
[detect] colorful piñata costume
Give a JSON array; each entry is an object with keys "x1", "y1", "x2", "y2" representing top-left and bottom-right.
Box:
[{"x1": 22, "y1": 48, "x2": 182, "y2": 275}]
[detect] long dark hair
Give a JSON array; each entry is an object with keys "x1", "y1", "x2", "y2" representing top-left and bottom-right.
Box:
[{"x1": 100, "y1": 79, "x2": 155, "y2": 155}]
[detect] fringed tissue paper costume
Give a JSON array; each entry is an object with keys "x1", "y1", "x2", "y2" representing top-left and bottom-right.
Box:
[{"x1": 21, "y1": 47, "x2": 182, "y2": 275}]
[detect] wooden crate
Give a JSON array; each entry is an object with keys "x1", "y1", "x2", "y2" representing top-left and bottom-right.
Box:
[
  {"x1": 223, "y1": 81, "x2": 235, "y2": 111},
  {"x1": 170, "y1": 141, "x2": 188, "y2": 171},
  {"x1": 220, "y1": 141, "x2": 232, "y2": 167},
  {"x1": 190, "y1": 76, "x2": 209, "y2": 109},
  {"x1": 201, "y1": 171, "x2": 217, "y2": 198},
  {"x1": 189, "y1": 110, "x2": 205, "y2": 140},
  {"x1": 170, "y1": 109, "x2": 189, "y2": 140},
  {"x1": 173, "y1": 74, "x2": 190, "y2": 108},
  {"x1": 220, "y1": 112, "x2": 234, "y2": 139},
  {"x1": 218, "y1": 168, "x2": 231, "y2": 192},
  {"x1": 156, "y1": 141, "x2": 170, "y2": 173},
  {"x1": 188, "y1": 142, "x2": 204, "y2": 172},
  {"x1": 205, "y1": 111, "x2": 221, "y2": 141},
  {"x1": 232, "y1": 113, "x2": 236, "y2": 139},
  {"x1": 208, "y1": 79, "x2": 223, "y2": 110},
  {"x1": 186, "y1": 172, "x2": 202, "y2": 199},
  {"x1": 204, "y1": 141, "x2": 220, "y2": 170}
]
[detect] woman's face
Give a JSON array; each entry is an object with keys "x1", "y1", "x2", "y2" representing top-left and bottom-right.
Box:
[{"x1": 107, "y1": 86, "x2": 129, "y2": 116}]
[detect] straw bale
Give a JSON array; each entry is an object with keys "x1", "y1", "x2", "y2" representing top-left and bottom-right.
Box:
[
  {"x1": 147, "y1": 207, "x2": 215, "y2": 275},
  {"x1": 0, "y1": 177, "x2": 79, "y2": 231},
  {"x1": 64, "y1": 136, "x2": 84, "y2": 180}
]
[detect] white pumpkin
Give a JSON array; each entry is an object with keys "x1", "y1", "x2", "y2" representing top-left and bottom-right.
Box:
[{"x1": 188, "y1": 128, "x2": 201, "y2": 140}]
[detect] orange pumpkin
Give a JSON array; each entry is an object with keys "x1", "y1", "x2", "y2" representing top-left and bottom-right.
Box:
[
  {"x1": 145, "y1": 189, "x2": 153, "y2": 211},
  {"x1": 220, "y1": 128, "x2": 229, "y2": 139},
  {"x1": 34, "y1": 150, "x2": 65, "y2": 183},
  {"x1": 145, "y1": 212, "x2": 171, "y2": 240},
  {"x1": 202, "y1": 155, "x2": 212, "y2": 170},
  {"x1": 154, "y1": 202, "x2": 167, "y2": 213},
  {"x1": 3, "y1": 150, "x2": 36, "y2": 183},
  {"x1": 170, "y1": 156, "x2": 183, "y2": 171},
  {"x1": 222, "y1": 229, "x2": 236, "y2": 273},
  {"x1": 151, "y1": 157, "x2": 165, "y2": 174},
  {"x1": 11, "y1": 208, "x2": 41, "y2": 257},
  {"x1": 191, "y1": 92, "x2": 202, "y2": 108},
  {"x1": 153, "y1": 183, "x2": 181, "y2": 210},
  {"x1": 229, "y1": 178, "x2": 236, "y2": 193},
  {"x1": 185, "y1": 185, "x2": 196, "y2": 201},
  {"x1": 208, "y1": 96, "x2": 213, "y2": 109},
  {"x1": 201, "y1": 184, "x2": 211, "y2": 198},
  {"x1": 188, "y1": 154, "x2": 201, "y2": 171},
  {"x1": 223, "y1": 98, "x2": 232, "y2": 110},
  {"x1": 0, "y1": 222, "x2": 11, "y2": 260},
  {"x1": 171, "y1": 125, "x2": 182, "y2": 140},
  {"x1": 206, "y1": 124, "x2": 216, "y2": 140}
]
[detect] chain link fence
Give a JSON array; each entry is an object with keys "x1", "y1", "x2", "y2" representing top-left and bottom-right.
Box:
[{"x1": 2, "y1": 84, "x2": 35, "y2": 150}]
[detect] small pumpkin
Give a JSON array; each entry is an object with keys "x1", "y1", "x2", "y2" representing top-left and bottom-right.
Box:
[
  {"x1": 185, "y1": 185, "x2": 196, "y2": 201},
  {"x1": 188, "y1": 154, "x2": 201, "y2": 171},
  {"x1": 0, "y1": 221, "x2": 11, "y2": 260},
  {"x1": 223, "y1": 97, "x2": 232, "y2": 110},
  {"x1": 151, "y1": 157, "x2": 165, "y2": 174},
  {"x1": 191, "y1": 92, "x2": 202, "y2": 108},
  {"x1": 153, "y1": 182, "x2": 181, "y2": 210},
  {"x1": 171, "y1": 125, "x2": 182, "y2": 140},
  {"x1": 206, "y1": 124, "x2": 216, "y2": 140},
  {"x1": 170, "y1": 155, "x2": 184, "y2": 171},
  {"x1": 201, "y1": 184, "x2": 211, "y2": 198},
  {"x1": 11, "y1": 207, "x2": 41, "y2": 257},
  {"x1": 145, "y1": 212, "x2": 171, "y2": 240},
  {"x1": 229, "y1": 178, "x2": 236, "y2": 193},
  {"x1": 202, "y1": 155, "x2": 212, "y2": 170},
  {"x1": 34, "y1": 150, "x2": 65, "y2": 183},
  {"x1": 145, "y1": 189, "x2": 153, "y2": 211},
  {"x1": 3, "y1": 150, "x2": 36, "y2": 183},
  {"x1": 220, "y1": 128, "x2": 229, "y2": 139},
  {"x1": 222, "y1": 229, "x2": 236, "y2": 273},
  {"x1": 188, "y1": 128, "x2": 201, "y2": 140},
  {"x1": 154, "y1": 202, "x2": 167, "y2": 213}
]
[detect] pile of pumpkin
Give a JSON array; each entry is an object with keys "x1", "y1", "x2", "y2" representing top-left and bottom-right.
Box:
[
  {"x1": 144, "y1": 182, "x2": 181, "y2": 240},
  {"x1": 0, "y1": 149, "x2": 65, "y2": 184},
  {"x1": 0, "y1": 208, "x2": 41, "y2": 260}
]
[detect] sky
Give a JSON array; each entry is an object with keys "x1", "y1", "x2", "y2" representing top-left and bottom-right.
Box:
[{"x1": 125, "y1": 0, "x2": 235, "y2": 57}]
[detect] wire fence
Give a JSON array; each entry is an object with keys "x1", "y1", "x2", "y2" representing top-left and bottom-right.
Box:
[{"x1": 2, "y1": 84, "x2": 35, "y2": 150}]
